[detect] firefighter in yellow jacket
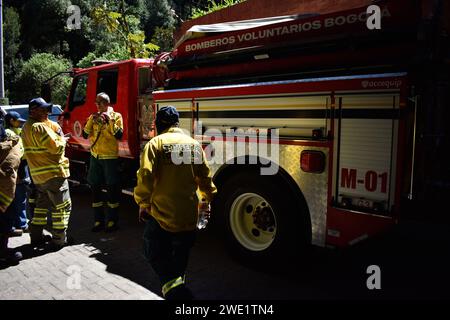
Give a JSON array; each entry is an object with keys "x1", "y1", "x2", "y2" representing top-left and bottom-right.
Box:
[
  {"x1": 134, "y1": 106, "x2": 217, "y2": 300},
  {"x1": 0, "y1": 109, "x2": 23, "y2": 264},
  {"x1": 21, "y1": 98, "x2": 71, "y2": 249},
  {"x1": 83, "y1": 92, "x2": 123, "y2": 232},
  {"x1": 4, "y1": 111, "x2": 30, "y2": 235}
]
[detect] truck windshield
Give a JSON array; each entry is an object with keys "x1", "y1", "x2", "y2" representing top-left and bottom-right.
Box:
[
  {"x1": 97, "y1": 69, "x2": 118, "y2": 104},
  {"x1": 69, "y1": 74, "x2": 88, "y2": 111}
]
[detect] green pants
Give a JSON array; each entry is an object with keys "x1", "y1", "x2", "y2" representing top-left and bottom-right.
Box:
[
  {"x1": 87, "y1": 156, "x2": 121, "y2": 224},
  {"x1": 31, "y1": 177, "x2": 71, "y2": 245}
]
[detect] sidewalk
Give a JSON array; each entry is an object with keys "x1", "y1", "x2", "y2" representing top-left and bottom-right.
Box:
[{"x1": 0, "y1": 189, "x2": 162, "y2": 300}]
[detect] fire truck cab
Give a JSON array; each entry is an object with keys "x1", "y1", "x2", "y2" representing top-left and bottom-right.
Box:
[{"x1": 61, "y1": 59, "x2": 155, "y2": 189}]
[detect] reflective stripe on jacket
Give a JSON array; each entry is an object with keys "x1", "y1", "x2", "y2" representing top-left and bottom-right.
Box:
[
  {"x1": 21, "y1": 118, "x2": 70, "y2": 185},
  {"x1": 134, "y1": 127, "x2": 217, "y2": 232},
  {"x1": 0, "y1": 137, "x2": 21, "y2": 212},
  {"x1": 83, "y1": 108, "x2": 123, "y2": 159}
]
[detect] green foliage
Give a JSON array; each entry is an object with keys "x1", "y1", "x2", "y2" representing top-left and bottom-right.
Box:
[
  {"x1": 2, "y1": 0, "x2": 218, "y2": 102},
  {"x1": 3, "y1": 7, "x2": 21, "y2": 61},
  {"x1": 190, "y1": 0, "x2": 244, "y2": 19},
  {"x1": 20, "y1": 0, "x2": 72, "y2": 58},
  {"x1": 3, "y1": 7, "x2": 23, "y2": 97},
  {"x1": 12, "y1": 53, "x2": 72, "y2": 106},
  {"x1": 76, "y1": 52, "x2": 98, "y2": 69},
  {"x1": 151, "y1": 26, "x2": 176, "y2": 52},
  {"x1": 77, "y1": 45, "x2": 130, "y2": 68},
  {"x1": 90, "y1": 1, "x2": 159, "y2": 58},
  {"x1": 142, "y1": 0, "x2": 175, "y2": 39},
  {"x1": 100, "y1": 46, "x2": 131, "y2": 61}
]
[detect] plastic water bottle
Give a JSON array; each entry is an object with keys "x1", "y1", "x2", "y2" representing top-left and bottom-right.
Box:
[{"x1": 197, "y1": 199, "x2": 210, "y2": 230}]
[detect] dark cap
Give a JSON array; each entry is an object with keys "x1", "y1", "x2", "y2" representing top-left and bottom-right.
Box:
[
  {"x1": 155, "y1": 106, "x2": 179, "y2": 130},
  {"x1": 5, "y1": 111, "x2": 26, "y2": 123},
  {"x1": 29, "y1": 97, "x2": 53, "y2": 110}
]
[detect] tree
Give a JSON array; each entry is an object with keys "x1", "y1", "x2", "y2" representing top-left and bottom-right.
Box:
[
  {"x1": 20, "y1": 0, "x2": 72, "y2": 58},
  {"x1": 12, "y1": 53, "x2": 72, "y2": 106},
  {"x1": 76, "y1": 44, "x2": 129, "y2": 68},
  {"x1": 90, "y1": 0, "x2": 159, "y2": 58},
  {"x1": 142, "y1": 0, "x2": 175, "y2": 40},
  {"x1": 3, "y1": 7, "x2": 20, "y2": 64},
  {"x1": 151, "y1": 26, "x2": 176, "y2": 52},
  {"x1": 3, "y1": 7, "x2": 22, "y2": 97},
  {"x1": 190, "y1": 0, "x2": 244, "y2": 19},
  {"x1": 61, "y1": 0, "x2": 93, "y2": 64},
  {"x1": 171, "y1": 0, "x2": 211, "y2": 24}
]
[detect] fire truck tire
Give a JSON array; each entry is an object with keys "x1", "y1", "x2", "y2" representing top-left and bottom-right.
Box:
[{"x1": 215, "y1": 170, "x2": 310, "y2": 263}]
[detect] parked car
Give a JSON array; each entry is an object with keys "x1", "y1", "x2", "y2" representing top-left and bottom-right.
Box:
[{"x1": 0, "y1": 104, "x2": 64, "y2": 123}]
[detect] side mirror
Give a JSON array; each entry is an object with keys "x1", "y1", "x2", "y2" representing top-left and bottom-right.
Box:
[{"x1": 41, "y1": 82, "x2": 52, "y2": 102}]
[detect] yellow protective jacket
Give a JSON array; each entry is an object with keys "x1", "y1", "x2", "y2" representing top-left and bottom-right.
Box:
[
  {"x1": 83, "y1": 108, "x2": 123, "y2": 159},
  {"x1": 5, "y1": 128, "x2": 24, "y2": 156},
  {"x1": 21, "y1": 118, "x2": 70, "y2": 185},
  {"x1": 134, "y1": 127, "x2": 217, "y2": 232},
  {"x1": 0, "y1": 136, "x2": 21, "y2": 212}
]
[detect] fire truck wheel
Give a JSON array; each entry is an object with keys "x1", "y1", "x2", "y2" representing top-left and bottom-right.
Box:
[{"x1": 215, "y1": 171, "x2": 310, "y2": 263}]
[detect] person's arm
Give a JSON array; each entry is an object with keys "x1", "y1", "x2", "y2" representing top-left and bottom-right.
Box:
[
  {"x1": 33, "y1": 124, "x2": 66, "y2": 156},
  {"x1": 193, "y1": 147, "x2": 217, "y2": 203},
  {"x1": 0, "y1": 140, "x2": 21, "y2": 213},
  {"x1": 134, "y1": 139, "x2": 159, "y2": 210},
  {"x1": 108, "y1": 113, "x2": 123, "y2": 140},
  {"x1": 82, "y1": 115, "x2": 94, "y2": 139}
]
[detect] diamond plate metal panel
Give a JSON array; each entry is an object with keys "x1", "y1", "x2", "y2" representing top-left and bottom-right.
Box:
[{"x1": 279, "y1": 145, "x2": 328, "y2": 247}]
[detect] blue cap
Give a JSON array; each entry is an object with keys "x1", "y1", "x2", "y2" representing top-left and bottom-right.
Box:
[
  {"x1": 6, "y1": 111, "x2": 26, "y2": 122},
  {"x1": 29, "y1": 97, "x2": 52, "y2": 110},
  {"x1": 156, "y1": 106, "x2": 179, "y2": 126}
]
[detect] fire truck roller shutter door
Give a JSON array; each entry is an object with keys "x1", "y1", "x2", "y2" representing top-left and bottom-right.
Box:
[{"x1": 214, "y1": 166, "x2": 311, "y2": 265}]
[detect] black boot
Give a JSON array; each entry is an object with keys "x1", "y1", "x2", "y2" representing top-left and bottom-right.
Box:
[
  {"x1": 29, "y1": 225, "x2": 52, "y2": 247},
  {"x1": 91, "y1": 221, "x2": 105, "y2": 232},
  {"x1": 0, "y1": 234, "x2": 22, "y2": 266},
  {"x1": 48, "y1": 229, "x2": 70, "y2": 251}
]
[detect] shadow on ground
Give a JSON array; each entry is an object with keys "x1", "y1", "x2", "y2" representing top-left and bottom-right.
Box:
[{"x1": 4, "y1": 184, "x2": 450, "y2": 300}]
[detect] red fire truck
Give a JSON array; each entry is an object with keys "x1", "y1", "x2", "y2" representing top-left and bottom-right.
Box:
[
  {"x1": 60, "y1": 58, "x2": 154, "y2": 190},
  {"x1": 58, "y1": 0, "x2": 449, "y2": 259}
]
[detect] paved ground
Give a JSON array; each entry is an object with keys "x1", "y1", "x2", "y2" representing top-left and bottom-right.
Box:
[
  {"x1": 0, "y1": 187, "x2": 163, "y2": 300},
  {"x1": 1, "y1": 185, "x2": 450, "y2": 301}
]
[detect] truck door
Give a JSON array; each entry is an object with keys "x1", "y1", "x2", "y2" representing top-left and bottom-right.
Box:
[
  {"x1": 333, "y1": 93, "x2": 400, "y2": 216},
  {"x1": 64, "y1": 73, "x2": 90, "y2": 152},
  {"x1": 137, "y1": 66, "x2": 155, "y2": 151}
]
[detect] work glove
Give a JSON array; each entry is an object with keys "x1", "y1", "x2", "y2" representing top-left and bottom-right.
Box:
[{"x1": 100, "y1": 112, "x2": 110, "y2": 123}]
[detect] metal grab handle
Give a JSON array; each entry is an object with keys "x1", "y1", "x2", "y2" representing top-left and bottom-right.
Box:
[{"x1": 408, "y1": 95, "x2": 419, "y2": 200}]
